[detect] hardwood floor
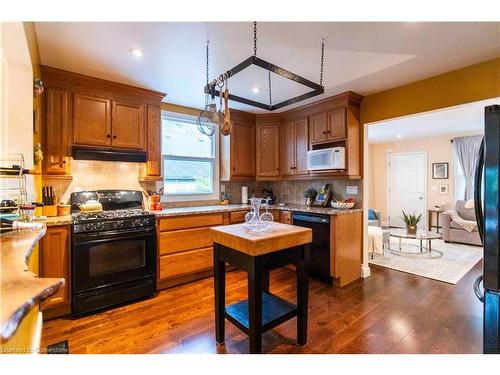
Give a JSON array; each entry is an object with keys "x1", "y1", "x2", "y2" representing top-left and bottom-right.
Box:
[{"x1": 41, "y1": 263, "x2": 483, "y2": 354}]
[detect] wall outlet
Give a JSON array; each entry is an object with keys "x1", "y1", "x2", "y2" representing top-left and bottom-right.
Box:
[
  {"x1": 220, "y1": 184, "x2": 225, "y2": 193},
  {"x1": 346, "y1": 186, "x2": 358, "y2": 195}
]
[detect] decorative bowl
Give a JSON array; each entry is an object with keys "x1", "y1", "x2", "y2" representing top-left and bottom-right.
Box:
[{"x1": 331, "y1": 201, "x2": 355, "y2": 209}]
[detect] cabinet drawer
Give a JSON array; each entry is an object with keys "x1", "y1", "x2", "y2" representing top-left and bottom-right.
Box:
[
  {"x1": 159, "y1": 247, "x2": 213, "y2": 279},
  {"x1": 158, "y1": 213, "x2": 223, "y2": 231},
  {"x1": 280, "y1": 211, "x2": 292, "y2": 224},
  {"x1": 229, "y1": 210, "x2": 249, "y2": 224},
  {"x1": 159, "y1": 227, "x2": 212, "y2": 255}
]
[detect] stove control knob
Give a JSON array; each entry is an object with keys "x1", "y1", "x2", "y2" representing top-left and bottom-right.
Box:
[
  {"x1": 114, "y1": 220, "x2": 124, "y2": 229},
  {"x1": 84, "y1": 223, "x2": 94, "y2": 231},
  {"x1": 134, "y1": 218, "x2": 143, "y2": 227},
  {"x1": 95, "y1": 222, "x2": 104, "y2": 230}
]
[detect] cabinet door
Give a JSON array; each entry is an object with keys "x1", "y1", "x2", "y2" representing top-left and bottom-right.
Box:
[
  {"x1": 309, "y1": 112, "x2": 328, "y2": 144},
  {"x1": 281, "y1": 120, "x2": 296, "y2": 177},
  {"x1": 328, "y1": 107, "x2": 346, "y2": 140},
  {"x1": 43, "y1": 88, "x2": 71, "y2": 175},
  {"x1": 74, "y1": 93, "x2": 112, "y2": 147},
  {"x1": 294, "y1": 118, "x2": 309, "y2": 175},
  {"x1": 111, "y1": 101, "x2": 146, "y2": 150},
  {"x1": 256, "y1": 124, "x2": 280, "y2": 178},
  {"x1": 143, "y1": 105, "x2": 162, "y2": 179},
  {"x1": 231, "y1": 121, "x2": 255, "y2": 178},
  {"x1": 40, "y1": 226, "x2": 70, "y2": 310}
]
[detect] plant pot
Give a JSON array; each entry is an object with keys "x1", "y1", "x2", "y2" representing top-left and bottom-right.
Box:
[
  {"x1": 406, "y1": 225, "x2": 417, "y2": 235},
  {"x1": 305, "y1": 197, "x2": 313, "y2": 206}
]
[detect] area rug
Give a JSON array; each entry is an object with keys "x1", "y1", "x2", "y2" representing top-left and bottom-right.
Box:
[{"x1": 369, "y1": 238, "x2": 483, "y2": 284}]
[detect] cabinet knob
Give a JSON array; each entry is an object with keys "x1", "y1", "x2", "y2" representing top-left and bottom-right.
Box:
[
  {"x1": 107, "y1": 134, "x2": 111, "y2": 138},
  {"x1": 322, "y1": 131, "x2": 327, "y2": 134},
  {"x1": 113, "y1": 135, "x2": 117, "y2": 139}
]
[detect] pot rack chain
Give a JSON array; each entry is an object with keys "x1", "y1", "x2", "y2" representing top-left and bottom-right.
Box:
[
  {"x1": 320, "y1": 39, "x2": 325, "y2": 86},
  {"x1": 254, "y1": 21, "x2": 258, "y2": 57}
]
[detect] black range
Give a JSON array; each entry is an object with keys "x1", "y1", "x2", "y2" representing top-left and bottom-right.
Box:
[{"x1": 70, "y1": 190, "x2": 157, "y2": 316}]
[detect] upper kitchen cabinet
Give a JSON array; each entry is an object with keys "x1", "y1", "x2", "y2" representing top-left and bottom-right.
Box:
[
  {"x1": 255, "y1": 115, "x2": 280, "y2": 180},
  {"x1": 220, "y1": 110, "x2": 256, "y2": 181},
  {"x1": 280, "y1": 118, "x2": 309, "y2": 178},
  {"x1": 41, "y1": 66, "x2": 165, "y2": 176},
  {"x1": 287, "y1": 91, "x2": 363, "y2": 179},
  {"x1": 74, "y1": 93, "x2": 112, "y2": 147},
  {"x1": 309, "y1": 108, "x2": 346, "y2": 145},
  {"x1": 111, "y1": 101, "x2": 146, "y2": 150},
  {"x1": 140, "y1": 105, "x2": 163, "y2": 181},
  {"x1": 43, "y1": 87, "x2": 72, "y2": 175}
]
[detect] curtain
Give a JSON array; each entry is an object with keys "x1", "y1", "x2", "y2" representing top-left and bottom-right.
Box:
[{"x1": 452, "y1": 135, "x2": 483, "y2": 200}]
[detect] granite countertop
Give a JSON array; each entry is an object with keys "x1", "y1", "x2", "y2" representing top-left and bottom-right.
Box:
[
  {"x1": 151, "y1": 203, "x2": 362, "y2": 217},
  {"x1": 1, "y1": 228, "x2": 65, "y2": 343}
]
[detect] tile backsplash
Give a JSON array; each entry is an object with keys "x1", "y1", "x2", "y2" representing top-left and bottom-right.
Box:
[
  {"x1": 223, "y1": 179, "x2": 363, "y2": 208},
  {"x1": 46, "y1": 160, "x2": 143, "y2": 203}
]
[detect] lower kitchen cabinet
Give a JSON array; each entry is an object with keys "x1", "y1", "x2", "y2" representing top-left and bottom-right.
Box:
[
  {"x1": 157, "y1": 213, "x2": 224, "y2": 289},
  {"x1": 330, "y1": 212, "x2": 363, "y2": 287},
  {"x1": 40, "y1": 225, "x2": 71, "y2": 318}
]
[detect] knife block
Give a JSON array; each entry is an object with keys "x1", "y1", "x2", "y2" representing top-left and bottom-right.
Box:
[{"x1": 42, "y1": 204, "x2": 58, "y2": 217}]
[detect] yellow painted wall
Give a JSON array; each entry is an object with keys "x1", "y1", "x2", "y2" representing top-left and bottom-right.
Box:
[{"x1": 361, "y1": 58, "x2": 500, "y2": 125}]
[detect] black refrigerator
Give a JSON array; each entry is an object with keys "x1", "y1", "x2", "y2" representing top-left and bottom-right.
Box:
[{"x1": 474, "y1": 104, "x2": 500, "y2": 354}]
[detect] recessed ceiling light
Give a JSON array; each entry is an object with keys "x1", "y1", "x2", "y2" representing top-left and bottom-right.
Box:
[
  {"x1": 129, "y1": 48, "x2": 144, "y2": 57},
  {"x1": 396, "y1": 134, "x2": 403, "y2": 139},
  {"x1": 252, "y1": 87, "x2": 260, "y2": 94}
]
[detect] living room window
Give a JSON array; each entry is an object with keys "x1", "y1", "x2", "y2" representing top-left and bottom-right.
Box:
[{"x1": 162, "y1": 112, "x2": 219, "y2": 201}]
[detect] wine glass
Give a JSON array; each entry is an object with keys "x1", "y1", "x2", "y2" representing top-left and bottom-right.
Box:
[{"x1": 260, "y1": 198, "x2": 274, "y2": 230}]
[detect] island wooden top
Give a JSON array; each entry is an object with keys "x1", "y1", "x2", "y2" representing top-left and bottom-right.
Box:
[
  {"x1": 210, "y1": 222, "x2": 312, "y2": 256},
  {"x1": 1, "y1": 228, "x2": 64, "y2": 343}
]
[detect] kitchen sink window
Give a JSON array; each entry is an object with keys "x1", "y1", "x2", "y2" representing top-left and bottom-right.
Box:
[{"x1": 162, "y1": 112, "x2": 219, "y2": 200}]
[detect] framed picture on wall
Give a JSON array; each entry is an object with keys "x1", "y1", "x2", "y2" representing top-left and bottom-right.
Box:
[{"x1": 432, "y1": 162, "x2": 449, "y2": 179}]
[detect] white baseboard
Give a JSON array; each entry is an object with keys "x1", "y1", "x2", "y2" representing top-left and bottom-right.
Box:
[{"x1": 361, "y1": 264, "x2": 371, "y2": 278}]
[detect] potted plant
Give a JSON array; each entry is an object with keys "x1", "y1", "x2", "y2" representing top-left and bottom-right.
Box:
[
  {"x1": 303, "y1": 188, "x2": 318, "y2": 206},
  {"x1": 400, "y1": 211, "x2": 422, "y2": 235},
  {"x1": 220, "y1": 192, "x2": 231, "y2": 205}
]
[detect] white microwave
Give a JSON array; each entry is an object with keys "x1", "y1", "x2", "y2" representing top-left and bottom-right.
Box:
[{"x1": 307, "y1": 147, "x2": 345, "y2": 171}]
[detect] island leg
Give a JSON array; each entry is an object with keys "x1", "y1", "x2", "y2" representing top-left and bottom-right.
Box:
[
  {"x1": 248, "y1": 258, "x2": 263, "y2": 354},
  {"x1": 297, "y1": 244, "x2": 310, "y2": 346},
  {"x1": 213, "y1": 243, "x2": 226, "y2": 344}
]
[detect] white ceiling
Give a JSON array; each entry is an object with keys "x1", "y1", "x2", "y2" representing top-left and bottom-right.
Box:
[
  {"x1": 368, "y1": 98, "x2": 500, "y2": 143},
  {"x1": 34, "y1": 22, "x2": 500, "y2": 113}
]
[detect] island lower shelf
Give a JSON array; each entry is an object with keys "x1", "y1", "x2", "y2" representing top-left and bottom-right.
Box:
[{"x1": 225, "y1": 292, "x2": 298, "y2": 334}]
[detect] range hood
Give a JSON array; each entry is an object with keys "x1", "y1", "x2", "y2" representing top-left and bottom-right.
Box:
[{"x1": 71, "y1": 146, "x2": 147, "y2": 163}]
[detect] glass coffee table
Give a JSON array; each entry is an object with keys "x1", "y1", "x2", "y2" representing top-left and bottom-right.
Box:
[{"x1": 389, "y1": 228, "x2": 443, "y2": 258}]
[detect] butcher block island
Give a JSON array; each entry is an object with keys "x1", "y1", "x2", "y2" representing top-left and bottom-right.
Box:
[{"x1": 210, "y1": 222, "x2": 312, "y2": 353}]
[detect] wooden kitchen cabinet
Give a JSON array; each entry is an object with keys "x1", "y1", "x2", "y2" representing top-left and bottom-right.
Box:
[
  {"x1": 43, "y1": 88, "x2": 71, "y2": 175},
  {"x1": 40, "y1": 225, "x2": 71, "y2": 315},
  {"x1": 157, "y1": 213, "x2": 224, "y2": 289},
  {"x1": 256, "y1": 116, "x2": 280, "y2": 180},
  {"x1": 140, "y1": 105, "x2": 162, "y2": 180},
  {"x1": 41, "y1": 66, "x2": 165, "y2": 177},
  {"x1": 309, "y1": 108, "x2": 346, "y2": 145},
  {"x1": 111, "y1": 100, "x2": 146, "y2": 150},
  {"x1": 73, "y1": 93, "x2": 112, "y2": 147},
  {"x1": 281, "y1": 118, "x2": 309, "y2": 178},
  {"x1": 328, "y1": 107, "x2": 347, "y2": 140},
  {"x1": 220, "y1": 110, "x2": 256, "y2": 181},
  {"x1": 309, "y1": 112, "x2": 328, "y2": 145}
]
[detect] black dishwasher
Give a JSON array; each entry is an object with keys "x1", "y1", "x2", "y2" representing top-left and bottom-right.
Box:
[{"x1": 292, "y1": 212, "x2": 331, "y2": 284}]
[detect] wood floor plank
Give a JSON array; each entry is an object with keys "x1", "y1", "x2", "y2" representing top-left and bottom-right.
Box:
[{"x1": 41, "y1": 262, "x2": 484, "y2": 354}]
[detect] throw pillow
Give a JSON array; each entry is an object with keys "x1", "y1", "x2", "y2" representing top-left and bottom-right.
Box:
[{"x1": 368, "y1": 209, "x2": 377, "y2": 220}]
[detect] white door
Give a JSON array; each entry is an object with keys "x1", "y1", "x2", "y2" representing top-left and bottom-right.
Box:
[{"x1": 388, "y1": 152, "x2": 427, "y2": 229}]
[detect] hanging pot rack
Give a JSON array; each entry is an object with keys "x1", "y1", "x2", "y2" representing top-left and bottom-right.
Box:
[{"x1": 204, "y1": 22, "x2": 325, "y2": 111}]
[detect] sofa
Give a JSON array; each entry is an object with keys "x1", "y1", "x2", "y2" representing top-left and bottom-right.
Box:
[{"x1": 441, "y1": 200, "x2": 482, "y2": 246}]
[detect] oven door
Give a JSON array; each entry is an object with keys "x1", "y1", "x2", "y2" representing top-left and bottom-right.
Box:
[{"x1": 72, "y1": 227, "x2": 157, "y2": 293}]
